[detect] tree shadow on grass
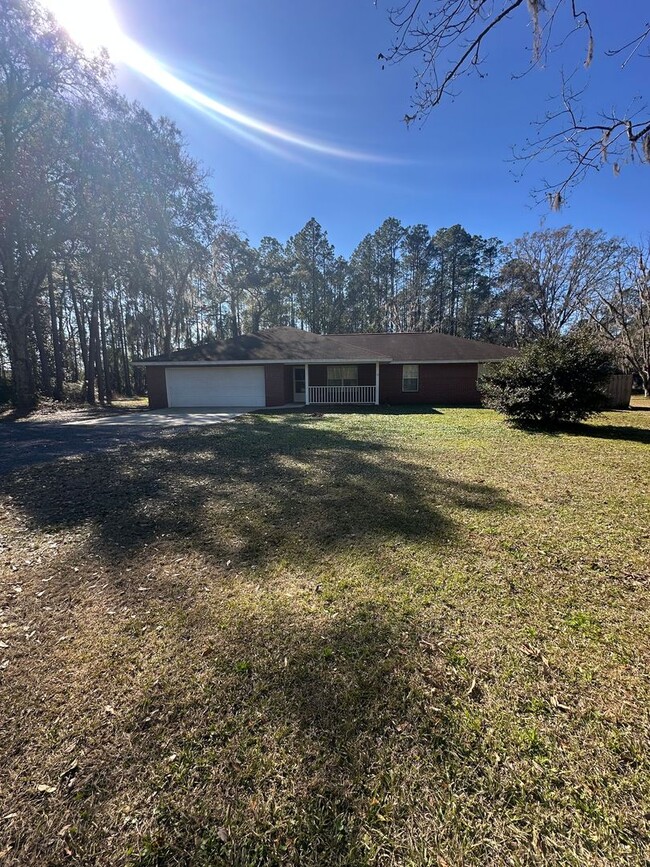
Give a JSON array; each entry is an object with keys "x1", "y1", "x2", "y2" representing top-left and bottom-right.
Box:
[
  {"x1": 284, "y1": 404, "x2": 445, "y2": 416},
  {"x1": 516, "y1": 420, "x2": 650, "y2": 446},
  {"x1": 142, "y1": 605, "x2": 457, "y2": 865},
  {"x1": 21, "y1": 600, "x2": 461, "y2": 866},
  {"x1": 0, "y1": 413, "x2": 512, "y2": 576},
  {"x1": 566, "y1": 423, "x2": 650, "y2": 445}
]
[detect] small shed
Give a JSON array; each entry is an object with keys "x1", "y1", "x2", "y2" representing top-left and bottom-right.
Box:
[{"x1": 604, "y1": 374, "x2": 633, "y2": 409}]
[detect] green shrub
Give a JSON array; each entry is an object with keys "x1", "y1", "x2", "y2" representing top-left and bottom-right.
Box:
[{"x1": 479, "y1": 333, "x2": 614, "y2": 427}]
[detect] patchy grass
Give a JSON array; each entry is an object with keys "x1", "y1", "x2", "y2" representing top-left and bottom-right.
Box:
[{"x1": 0, "y1": 407, "x2": 649, "y2": 866}]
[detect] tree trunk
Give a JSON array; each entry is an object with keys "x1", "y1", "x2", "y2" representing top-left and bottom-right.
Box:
[
  {"x1": 116, "y1": 295, "x2": 132, "y2": 396},
  {"x1": 641, "y1": 369, "x2": 650, "y2": 398},
  {"x1": 5, "y1": 317, "x2": 35, "y2": 409},
  {"x1": 98, "y1": 291, "x2": 112, "y2": 403},
  {"x1": 32, "y1": 301, "x2": 53, "y2": 396},
  {"x1": 86, "y1": 292, "x2": 99, "y2": 404},
  {"x1": 48, "y1": 267, "x2": 65, "y2": 400},
  {"x1": 68, "y1": 267, "x2": 91, "y2": 400}
]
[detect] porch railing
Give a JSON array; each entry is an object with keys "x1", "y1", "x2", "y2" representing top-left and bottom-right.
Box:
[{"x1": 308, "y1": 385, "x2": 376, "y2": 404}]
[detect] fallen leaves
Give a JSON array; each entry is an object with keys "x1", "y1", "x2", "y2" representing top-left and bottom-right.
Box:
[
  {"x1": 521, "y1": 643, "x2": 553, "y2": 679},
  {"x1": 549, "y1": 695, "x2": 571, "y2": 712},
  {"x1": 59, "y1": 759, "x2": 78, "y2": 781}
]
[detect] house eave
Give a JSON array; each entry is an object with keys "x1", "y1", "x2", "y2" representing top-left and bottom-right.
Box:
[
  {"x1": 388, "y1": 358, "x2": 513, "y2": 364},
  {"x1": 133, "y1": 357, "x2": 392, "y2": 367}
]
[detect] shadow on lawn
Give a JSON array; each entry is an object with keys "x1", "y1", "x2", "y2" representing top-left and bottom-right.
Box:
[
  {"x1": 3, "y1": 592, "x2": 464, "y2": 866},
  {"x1": 0, "y1": 413, "x2": 511, "y2": 570},
  {"x1": 570, "y1": 423, "x2": 650, "y2": 445},
  {"x1": 82, "y1": 601, "x2": 457, "y2": 866},
  {"x1": 525, "y1": 421, "x2": 650, "y2": 446}
]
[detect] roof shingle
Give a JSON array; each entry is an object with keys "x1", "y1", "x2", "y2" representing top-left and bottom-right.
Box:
[
  {"x1": 138, "y1": 326, "x2": 517, "y2": 364},
  {"x1": 329, "y1": 331, "x2": 518, "y2": 362},
  {"x1": 139, "y1": 327, "x2": 390, "y2": 363}
]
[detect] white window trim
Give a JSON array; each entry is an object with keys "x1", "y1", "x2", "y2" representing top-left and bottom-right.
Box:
[{"x1": 402, "y1": 364, "x2": 419, "y2": 392}]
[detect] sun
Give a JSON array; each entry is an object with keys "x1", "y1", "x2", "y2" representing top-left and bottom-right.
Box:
[
  {"x1": 38, "y1": 0, "x2": 395, "y2": 165},
  {"x1": 41, "y1": 0, "x2": 125, "y2": 55}
]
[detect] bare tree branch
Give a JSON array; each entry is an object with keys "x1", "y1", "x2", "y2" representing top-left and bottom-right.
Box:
[{"x1": 380, "y1": 1, "x2": 649, "y2": 203}]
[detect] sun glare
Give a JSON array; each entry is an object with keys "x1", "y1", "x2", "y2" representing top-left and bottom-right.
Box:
[
  {"x1": 40, "y1": 0, "x2": 397, "y2": 165},
  {"x1": 41, "y1": 0, "x2": 125, "y2": 55}
]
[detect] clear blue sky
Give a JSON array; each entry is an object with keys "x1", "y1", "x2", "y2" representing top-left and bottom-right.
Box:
[{"x1": 107, "y1": 0, "x2": 647, "y2": 254}]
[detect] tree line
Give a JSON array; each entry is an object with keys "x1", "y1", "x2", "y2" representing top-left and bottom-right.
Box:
[{"x1": 1, "y1": 0, "x2": 649, "y2": 409}]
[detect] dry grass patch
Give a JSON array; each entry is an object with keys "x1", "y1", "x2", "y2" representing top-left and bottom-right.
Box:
[{"x1": 1, "y1": 407, "x2": 649, "y2": 865}]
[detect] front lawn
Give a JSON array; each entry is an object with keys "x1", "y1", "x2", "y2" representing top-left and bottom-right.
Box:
[{"x1": 1, "y1": 407, "x2": 649, "y2": 866}]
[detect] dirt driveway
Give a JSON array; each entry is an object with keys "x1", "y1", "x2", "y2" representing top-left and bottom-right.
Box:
[{"x1": 0, "y1": 408, "x2": 256, "y2": 475}]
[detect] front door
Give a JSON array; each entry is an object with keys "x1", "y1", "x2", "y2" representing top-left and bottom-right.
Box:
[{"x1": 293, "y1": 366, "x2": 306, "y2": 402}]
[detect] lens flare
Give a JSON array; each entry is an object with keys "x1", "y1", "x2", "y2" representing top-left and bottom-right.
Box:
[{"x1": 40, "y1": 0, "x2": 397, "y2": 164}]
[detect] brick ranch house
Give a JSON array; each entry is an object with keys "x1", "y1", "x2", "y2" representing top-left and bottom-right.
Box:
[{"x1": 134, "y1": 326, "x2": 518, "y2": 409}]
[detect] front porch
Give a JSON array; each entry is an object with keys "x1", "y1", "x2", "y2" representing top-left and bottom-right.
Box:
[
  {"x1": 308, "y1": 385, "x2": 377, "y2": 405},
  {"x1": 293, "y1": 362, "x2": 380, "y2": 405}
]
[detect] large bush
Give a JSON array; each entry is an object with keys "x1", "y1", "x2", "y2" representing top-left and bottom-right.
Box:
[{"x1": 479, "y1": 334, "x2": 614, "y2": 426}]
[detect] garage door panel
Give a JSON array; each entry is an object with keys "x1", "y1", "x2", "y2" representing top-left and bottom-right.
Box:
[{"x1": 166, "y1": 366, "x2": 265, "y2": 407}]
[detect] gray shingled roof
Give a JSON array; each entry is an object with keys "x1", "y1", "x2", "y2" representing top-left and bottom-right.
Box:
[
  {"x1": 138, "y1": 327, "x2": 390, "y2": 363},
  {"x1": 138, "y1": 326, "x2": 517, "y2": 364},
  {"x1": 328, "y1": 331, "x2": 518, "y2": 362}
]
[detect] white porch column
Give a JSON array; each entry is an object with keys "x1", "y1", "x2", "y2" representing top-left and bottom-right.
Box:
[
  {"x1": 304, "y1": 363, "x2": 310, "y2": 405},
  {"x1": 375, "y1": 361, "x2": 380, "y2": 405}
]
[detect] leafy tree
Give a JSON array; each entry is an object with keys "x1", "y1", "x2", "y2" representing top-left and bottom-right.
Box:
[
  {"x1": 346, "y1": 235, "x2": 382, "y2": 333},
  {"x1": 286, "y1": 218, "x2": 336, "y2": 332},
  {"x1": 479, "y1": 332, "x2": 615, "y2": 426},
  {"x1": 380, "y1": 1, "x2": 650, "y2": 204},
  {"x1": 209, "y1": 227, "x2": 255, "y2": 338},
  {"x1": 430, "y1": 225, "x2": 496, "y2": 336},
  {"x1": 0, "y1": 0, "x2": 216, "y2": 407},
  {"x1": 399, "y1": 223, "x2": 434, "y2": 330},
  {"x1": 0, "y1": 0, "x2": 104, "y2": 407},
  {"x1": 372, "y1": 217, "x2": 405, "y2": 330},
  {"x1": 256, "y1": 236, "x2": 290, "y2": 330}
]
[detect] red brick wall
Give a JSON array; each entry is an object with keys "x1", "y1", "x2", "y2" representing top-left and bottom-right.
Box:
[
  {"x1": 284, "y1": 366, "x2": 294, "y2": 402},
  {"x1": 264, "y1": 365, "x2": 289, "y2": 406},
  {"x1": 379, "y1": 363, "x2": 481, "y2": 405},
  {"x1": 357, "y1": 364, "x2": 376, "y2": 387},
  {"x1": 146, "y1": 367, "x2": 168, "y2": 409},
  {"x1": 308, "y1": 364, "x2": 327, "y2": 387}
]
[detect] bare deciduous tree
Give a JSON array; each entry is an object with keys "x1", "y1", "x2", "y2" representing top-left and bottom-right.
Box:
[
  {"x1": 585, "y1": 246, "x2": 650, "y2": 395},
  {"x1": 499, "y1": 227, "x2": 625, "y2": 337},
  {"x1": 380, "y1": 1, "x2": 650, "y2": 204}
]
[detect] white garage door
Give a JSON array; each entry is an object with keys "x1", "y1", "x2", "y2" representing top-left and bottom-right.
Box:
[{"x1": 166, "y1": 366, "x2": 266, "y2": 407}]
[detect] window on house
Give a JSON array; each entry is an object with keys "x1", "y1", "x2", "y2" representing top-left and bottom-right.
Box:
[
  {"x1": 327, "y1": 365, "x2": 358, "y2": 387},
  {"x1": 402, "y1": 364, "x2": 419, "y2": 392}
]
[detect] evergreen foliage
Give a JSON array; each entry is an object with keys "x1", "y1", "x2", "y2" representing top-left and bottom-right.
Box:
[{"x1": 479, "y1": 333, "x2": 615, "y2": 426}]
